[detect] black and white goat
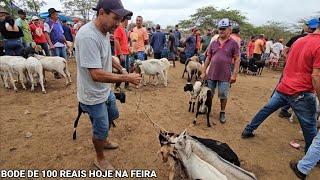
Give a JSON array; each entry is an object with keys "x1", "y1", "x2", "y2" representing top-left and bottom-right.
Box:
[
  {"x1": 184, "y1": 81, "x2": 202, "y2": 112},
  {"x1": 193, "y1": 81, "x2": 214, "y2": 127}
]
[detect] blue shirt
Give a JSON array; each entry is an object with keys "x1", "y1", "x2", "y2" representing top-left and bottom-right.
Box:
[
  {"x1": 173, "y1": 30, "x2": 181, "y2": 46},
  {"x1": 185, "y1": 35, "x2": 196, "y2": 54},
  {"x1": 62, "y1": 24, "x2": 73, "y2": 42},
  {"x1": 150, "y1": 31, "x2": 166, "y2": 53}
]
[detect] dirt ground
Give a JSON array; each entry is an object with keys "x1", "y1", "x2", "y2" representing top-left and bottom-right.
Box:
[{"x1": 1, "y1": 59, "x2": 319, "y2": 180}]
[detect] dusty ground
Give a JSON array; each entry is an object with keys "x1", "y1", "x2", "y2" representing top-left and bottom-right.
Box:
[{"x1": 1, "y1": 59, "x2": 319, "y2": 180}]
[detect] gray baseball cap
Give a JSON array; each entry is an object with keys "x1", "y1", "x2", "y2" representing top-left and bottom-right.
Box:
[{"x1": 92, "y1": 0, "x2": 133, "y2": 17}]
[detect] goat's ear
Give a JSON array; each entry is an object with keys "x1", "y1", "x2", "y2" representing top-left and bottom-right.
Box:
[{"x1": 179, "y1": 129, "x2": 187, "y2": 137}]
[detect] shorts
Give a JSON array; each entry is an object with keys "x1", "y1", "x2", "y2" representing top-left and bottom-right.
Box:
[
  {"x1": 79, "y1": 92, "x2": 119, "y2": 140},
  {"x1": 207, "y1": 80, "x2": 230, "y2": 99}
]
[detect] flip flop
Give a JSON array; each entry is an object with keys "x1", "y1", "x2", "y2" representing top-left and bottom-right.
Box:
[
  {"x1": 290, "y1": 140, "x2": 301, "y2": 149},
  {"x1": 93, "y1": 160, "x2": 115, "y2": 171}
]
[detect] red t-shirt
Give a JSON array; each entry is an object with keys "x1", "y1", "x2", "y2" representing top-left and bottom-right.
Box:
[
  {"x1": 29, "y1": 23, "x2": 47, "y2": 44},
  {"x1": 114, "y1": 26, "x2": 129, "y2": 56},
  {"x1": 277, "y1": 33, "x2": 320, "y2": 95}
]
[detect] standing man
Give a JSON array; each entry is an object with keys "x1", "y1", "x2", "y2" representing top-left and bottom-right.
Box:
[
  {"x1": 75, "y1": 0, "x2": 141, "y2": 170},
  {"x1": 15, "y1": 10, "x2": 34, "y2": 48},
  {"x1": 264, "y1": 38, "x2": 273, "y2": 60},
  {"x1": 246, "y1": 36, "x2": 255, "y2": 59},
  {"x1": 150, "y1": 24, "x2": 166, "y2": 59},
  {"x1": 201, "y1": 29, "x2": 212, "y2": 53},
  {"x1": 241, "y1": 20, "x2": 320, "y2": 154},
  {"x1": 132, "y1": 16, "x2": 148, "y2": 60},
  {"x1": 0, "y1": 7, "x2": 9, "y2": 56},
  {"x1": 184, "y1": 28, "x2": 197, "y2": 59},
  {"x1": 44, "y1": 8, "x2": 67, "y2": 59},
  {"x1": 201, "y1": 18, "x2": 240, "y2": 123},
  {"x1": 114, "y1": 14, "x2": 133, "y2": 89},
  {"x1": 173, "y1": 25, "x2": 181, "y2": 48},
  {"x1": 252, "y1": 34, "x2": 265, "y2": 61},
  {"x1": 168, "y1": 29, "x2": 176, "y2": 67},
  {"x1": 29, "y1": 16, "x2": 50, "y2": 56}
]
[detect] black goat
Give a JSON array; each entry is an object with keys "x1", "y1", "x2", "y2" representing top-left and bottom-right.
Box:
[{"x1": 72, "y1": 91, "x2": 126, "y2": 140}]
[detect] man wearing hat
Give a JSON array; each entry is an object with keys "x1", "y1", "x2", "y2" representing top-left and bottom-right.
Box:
[
  {"x1": 0, "y1": 7, "x2": 9, "y2": 56},
  {"x1": 44, "y1": 8, "x2": 67, "y2": 59},
  {"x1": 201, "y1": 18, "x2": 240, "y2": 124},
  {"x1": 15, "y1": 9, "x2": 34, "y2": 48},
  {"x1": 30, "y1": 16, "x2": 50, "y2": 56},
  {"x1": 75, "y1": 0, "x2": 141, "y2": 170}
]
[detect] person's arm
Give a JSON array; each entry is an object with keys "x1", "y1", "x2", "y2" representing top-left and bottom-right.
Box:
[
  {"x1": 201, "y1": 44, "x2": 212, "y2": 79},
  {"x1": 232, "y1": 55, "x2": 240, "y2": 77},
  {"x1": 150, "y1": 34, "x2": 154, "y2": 48},
  {"x1": 44, "y1": 23, "x2": 54, "y2": 49},
  {"x1": 143, "y1": 29, "x2": 149, "y2": 45},
  {"x1": 114, "y1": 38, "x2": 122, "y2": 55},
  {"x1": 89, "y1": 68, "x2": 140, "y2": 85},
  {"x1": 312, "y1": 68, "x2": 320, "y2": 100},
  {"x1": 112, "y1": 56, "x2": 125, "y2": 73}
]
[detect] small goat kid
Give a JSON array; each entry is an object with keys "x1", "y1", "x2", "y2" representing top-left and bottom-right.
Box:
[{"x1": 184, "y1": 81, "x2": 202, "y2": 113}]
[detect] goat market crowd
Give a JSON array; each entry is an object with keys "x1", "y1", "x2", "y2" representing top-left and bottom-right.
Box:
[{"x1": 0, "y1": 0, "x2": 320, "y2": 179}]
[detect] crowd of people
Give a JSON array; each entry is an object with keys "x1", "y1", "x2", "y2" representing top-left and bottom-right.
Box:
[
  {"x1": 0, "y1": 7, "x2": 82, "y2": 59},
  {"x1": 1, "y1": 0, "x2": 319, "y2": 178}
]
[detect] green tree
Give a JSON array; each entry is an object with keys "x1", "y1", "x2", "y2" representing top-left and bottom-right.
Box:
[{"x1": 60, "y1": 0, "x2": 96, "y2": 20}]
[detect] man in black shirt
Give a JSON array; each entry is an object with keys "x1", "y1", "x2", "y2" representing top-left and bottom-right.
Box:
[
  {"x1": 168, "y1": 29, "x2": 176, "y2": 67},
  {"x1": 0, "y1": 7, "x2": 9, "y2": 56}
]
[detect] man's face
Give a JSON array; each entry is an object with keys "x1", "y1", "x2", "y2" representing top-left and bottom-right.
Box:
[
  {"x1": 51, "y1": 12, "x2": 59, "y2": 21},
  {"x1": 99, "y1": 10, "x2": 121, "y2": 33},
  {"x1": 123, "y1": 19, "x2": 128, "y2": 27},
  {"x1": 33, "y1": 19, "x2": 40, "y2": 25},
  {"x1": 136, "y1": 17, "x2": 143, "y2": 27},
  {"x1": 19, "y1": 14, "x2": 26, "y2": 20},
  {"x1": 0, "y1": 12, "x2": 7, "y2": 21},
  {"x1": 219, "y1": 27, "x2": 231, "y2": 39}
]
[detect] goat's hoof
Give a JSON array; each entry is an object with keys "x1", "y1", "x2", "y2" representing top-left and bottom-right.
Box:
[
  {"x1": 14, "y1": 89, "x2": 18, "y2": 92},
  {"x1": 193, "y1": 120, "x2": 196, "y2": 125},
  {"x1": 42, "y1": 91, "x2": 47, "y2": 94},
  {"x1": 207, "y1": 124, "x2": 211, "y2": 127}
]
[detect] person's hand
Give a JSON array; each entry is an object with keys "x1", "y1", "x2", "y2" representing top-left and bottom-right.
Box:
[
  {"x1": 126, "y1": 73, "x2": 142, "y2": 86},
  {"x1": 49, "y1": 44, "x2": 55, "y2": 50},
  {"x1": 200, "y1": 72, "x2": 206, "y2": 80},
  {"x1": 230, "y1": 74, "x2": 237, "y2": 84},
  {"x1": 120, "y1": 54, "x2": 125, "y2": 62},
  {"x1": 121, "y1": 68, "x2": 128, "y2": 75}
]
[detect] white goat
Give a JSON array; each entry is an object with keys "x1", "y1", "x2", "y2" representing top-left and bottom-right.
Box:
[
  {"x1": 34, "y1": 54, "x2": 72, "y2": 86},
  {"x1": 25, "y1": 57, "x2": 46, "y2": 93},
  {"x1": 134, "y1": 59, "x2": 168, "y2": 87},
  {"x1": 0, "y1": 56, "x2": 27, "y2": 90},
  {"x1": 0, "y1": 57, "x2": 17, "y2": 91},
  {"x1": 174, "y1": 131, "x2": 228, "y2": 180}
]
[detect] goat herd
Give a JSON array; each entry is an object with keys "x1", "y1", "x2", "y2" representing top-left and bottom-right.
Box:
[{"x1": 0, "y1": 48, "x2": 72, "y2": 94}]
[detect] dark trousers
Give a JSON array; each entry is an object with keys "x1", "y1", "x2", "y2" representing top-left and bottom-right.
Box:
[
  {"x1": 37, "y1": 43, "x2": 50, "y2": 56},
  {"x1": 253, "y1": 53, "x2": 262, "y2": 61}
]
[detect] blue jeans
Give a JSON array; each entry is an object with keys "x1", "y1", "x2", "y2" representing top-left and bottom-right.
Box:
[
  {"x1": 4, "y1": 39, "x2": 23, "y2": 56},
  {"x1": 298, "y1": 131, "x2": 320, "y2": 175},
  {"x1": 79, "y1": 92, "x2": 119, "y2": 140},
  {"x1": 23, "y1": 41, "x2": 33, "y2": 48},
  {"x1": 207, "y1": 80, "x2": 230, "y2": 99},
  {"x1": 185, "y1": 51, "x2": 194, "y2": 60},
  {"x1": 137, "y1": 51, "x2": 146, "y2": 60},
  {"x1": 243, "y1": 91, "x2": 318, "y2": 152},
  {"x1": 51, "y1": 46, "x2": 67, "y2": 59}
]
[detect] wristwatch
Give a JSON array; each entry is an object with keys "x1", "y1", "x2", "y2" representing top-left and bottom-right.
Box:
[{"x1": 122, "y1": 68, "x2": 127, "y2": 72}]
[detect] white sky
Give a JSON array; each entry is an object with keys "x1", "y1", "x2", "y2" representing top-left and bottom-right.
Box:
[{"x1": 41, "y1": 0, "x2": 319, "y2": 27}]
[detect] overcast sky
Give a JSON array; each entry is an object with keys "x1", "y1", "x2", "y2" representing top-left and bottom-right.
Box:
[{"x1": 41, "y1": 0, "x2": 319, "y2": 27}]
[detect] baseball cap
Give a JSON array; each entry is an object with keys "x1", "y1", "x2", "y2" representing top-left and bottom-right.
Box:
[
  {"x1": 31, "y1": 16, "x2": 39, "y2": 21},
  {"x1": 18, "y1": 9, "x2": 26, "y2": 15},
  {"x1": 306, "y1": 18, "x2": 320, "y2": 29},
  {"x1": 48, "y1": 8, "x2": 61, "y2": 17},
  {"x1": 218, "y1": 18, "x2": 231, "y2": 28},
  {"x1": 92, "y1": 0, "x2": 133, "y2": 17}
]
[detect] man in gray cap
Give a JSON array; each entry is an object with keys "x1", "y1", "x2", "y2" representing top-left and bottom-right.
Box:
[
  {"x1": 75, "y1": 0, "x2": 141, "y2": 170},
  {"x1": 0, "y1": 7, "x2": 9, "y2": 55},
  {"x1": 201, "y1": 18, "x2": 240, "y2": 124}
]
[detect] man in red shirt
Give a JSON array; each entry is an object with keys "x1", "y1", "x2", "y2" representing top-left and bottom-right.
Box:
[
  {"x1": 114, "y1": 14, "x2": 132, "y2": 89},
  {"x1": 29, "y1": 16, "x2": 50, "y2": 56},
  {"x1": 241, "y1": 23, "x2": 320, "y2": 153}
]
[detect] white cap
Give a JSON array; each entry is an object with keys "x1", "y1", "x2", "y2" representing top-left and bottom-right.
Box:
[
  {"x1": 218, "y1": 18, "x2": 231, "y2": 28},
  {"x1": 31, "y1": 16, "x2": 40, "y2": 21}
]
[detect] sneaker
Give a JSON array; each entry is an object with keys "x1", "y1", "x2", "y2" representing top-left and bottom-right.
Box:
[
  {"x1": 279, "y1": 110, "x2": 292, "y2": 118},
  {"x1": 289, "y1": 161, "x2": 306, "y2": 180},
  {"x1": 219, "y1": 112, "x2": 226, "y2": 124},
  {"x1": 241, "y1": 131, "x2": 255, "y2": 138},
  {"x1": 104, "y1": 141, "x2": 119, "y2": 149}
]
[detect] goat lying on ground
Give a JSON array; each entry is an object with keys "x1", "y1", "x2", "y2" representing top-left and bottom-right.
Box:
[
  {"x1": 184, "y1": 81, "x2": 202, "y2": 112},
  {"x1": 172, "y1": 130, "x2": 258, "y2": 180},
  {"x1": 72, "y1": 90, "x2": 126, "y2": 140},
  {"x1": 193, "y1": 81, "x2": 214, "y2": 127}
]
